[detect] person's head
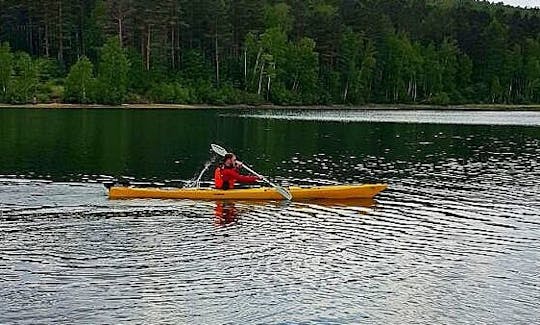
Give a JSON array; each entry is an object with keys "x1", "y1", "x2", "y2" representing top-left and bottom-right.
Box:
[{"x1": 223, "y1": 153, "x2": 237, "y2": 168}]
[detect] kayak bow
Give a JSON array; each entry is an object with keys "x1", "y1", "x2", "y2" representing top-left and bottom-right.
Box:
[{"x1": 108, "y1": 184, "x2": 388, "y2": 201}]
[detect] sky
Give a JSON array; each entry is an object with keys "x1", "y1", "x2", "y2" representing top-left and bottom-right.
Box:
[{"x1": 496, "y1": 0, "x2": 540, "y2": 8}]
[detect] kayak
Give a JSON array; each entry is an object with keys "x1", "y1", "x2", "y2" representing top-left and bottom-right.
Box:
[{"x1": 108, "y1": 184, "x2": 388, "y2": 201}]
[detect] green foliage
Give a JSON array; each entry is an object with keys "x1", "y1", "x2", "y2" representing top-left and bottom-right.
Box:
[
  {"x1": 96, "y1": 38, "x2": 130, "y2": 104},
  {"x1": 432, "y1": 92, "x2": 451, "y2": 106},
  {"x1": 36, "y1": 81, "x2": 64, "y2": 103},
  {"x1": 148, "y1": 82, "x2": 192, "y2": 104},
  {"x1": 0, "y1": 42, "x2": 14, "y2": 101},
  {"x1": 284, "y1": 37, "x2": 319, "y2": 101},
  {"x1": 65, "y1": 57, "x2": 95, "y2": 103},
  {"x1": 10, "y1": 52, "x2": 40, "y2": 103},
  {"x1": 265, "y1": 3, "x2": 294, "y2": 33},
  {"x1": 181, "y1": 50, "x2": 213, "y2": 83},
  {"x1": 338, "y1": 30, "x2": 377, "y2": 104},
  {"x1": 2, "y1": 0, "x2": 540, "y2": 106}
]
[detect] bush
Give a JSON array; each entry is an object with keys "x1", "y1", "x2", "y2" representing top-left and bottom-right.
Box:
[
  {"x1": 36, "y1": 80, "x2": 64, "y2": 103},
  {"x1": 270, "y1": 82, "x2": 302, "y2": 105},
  {"x1": 148, "y1": 82, "x2": 192, "y2": 103},
  {"x1": 431, "y1": 92, "x2": 451, "y2": 106},
  {"x1": 241, "y1": 91, "x2": 265, "y2": 106},
  {"x1": 125, "y1": 92, "x2": 148, "y2": 104}
]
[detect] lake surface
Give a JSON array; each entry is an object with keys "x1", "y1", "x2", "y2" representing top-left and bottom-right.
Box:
[{"x1": 1, "y1": 108, "x2": 539, "y2": 324}]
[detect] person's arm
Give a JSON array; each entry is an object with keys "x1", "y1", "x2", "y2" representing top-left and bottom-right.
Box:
[{"x1": 225, "y1": 168, "x2": 259, "y2": 184}]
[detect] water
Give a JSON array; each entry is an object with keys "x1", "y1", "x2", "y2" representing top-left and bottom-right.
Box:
[
  {"x1": 237, "y1": 109, "x2": 540, "y2": 126},
  {"x1": 1, "y1": 108, "x2": 539, "y2": 324}
]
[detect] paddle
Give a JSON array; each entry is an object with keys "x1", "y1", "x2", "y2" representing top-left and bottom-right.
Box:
[{"x1": 211, "y1": 144, "x2": 293, "y2": 200}]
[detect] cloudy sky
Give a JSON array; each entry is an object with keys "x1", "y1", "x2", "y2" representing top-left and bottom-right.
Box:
[{"x1": 497, "y1": 0, "x2": 539, "y2": 8}]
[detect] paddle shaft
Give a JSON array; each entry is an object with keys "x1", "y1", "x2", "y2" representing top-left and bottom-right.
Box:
[{"x1": 240, "y1": 163, "x2": 279, "y2": 188}]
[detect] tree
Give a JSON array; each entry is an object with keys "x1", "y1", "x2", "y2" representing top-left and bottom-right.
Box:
[
  {"x1": 482, "y1": 18, "x2": 510, "y2": 102},
  {"x1": 338, "y1": 29, "x2": 360, "y2": 103},
  {"x1": 245, "y1": 27, "x2": 287, "y2": 98},
  {"x1": 2, "y1": 0, "x2": 540, "y2": 106},
  {"x1": 305, "y1": 2, "x2": 341, "y2": 68},
  {"x1": 523, "y1": 38, "x2": 540, "y2": 102},
  {"x1": 265, "y1": 3, "x2": 294, "y2": 33},
  {"x1": 338, "y1": 30, "x2": 377, "y2": 104},
  {"x1": 286, "y1": 37, "x2": 319, "y2": 101},
  {"x1": 439, "y1": 39, "x2": 459, "y2": 97},
  {"x1": 103, "y1": 0, "x2": 134, "y2": 47},
  {"x1": 65, "y1": 56, "x2": 94, "y2": 103},
  {"x1": 381, "y1": 33, "x2": 423, "y2": 103},
  {"x1": 206, "y1": 0, "x2": 230, "y2": 86},
  {"x1": 0, "y1": 42, "x2": 14, "y2": 101},
  {"x1": 96, "y1": 37, "x2": 129, "y2": 104},
  {"x1": 10, "y1": 52, "x2": 39, "y2": 103}
]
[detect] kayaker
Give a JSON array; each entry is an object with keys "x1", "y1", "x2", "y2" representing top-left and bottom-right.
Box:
[{"x1": 214, "y1": 153, "x2": 259, "y2": 190}]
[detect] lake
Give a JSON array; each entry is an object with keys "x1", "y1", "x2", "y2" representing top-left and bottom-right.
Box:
[{"x1": 1, "y1": 108, "x2": 539, "y2": 324}]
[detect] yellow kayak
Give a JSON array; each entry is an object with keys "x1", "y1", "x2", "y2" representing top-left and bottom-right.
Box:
[{"x1": 108, "y1": 184, "x2": 388, "y2": 201}]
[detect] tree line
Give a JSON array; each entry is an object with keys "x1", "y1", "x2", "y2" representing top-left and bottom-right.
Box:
[{"x1": 1, "y1": 0, "x2": 540, "y2": 106}]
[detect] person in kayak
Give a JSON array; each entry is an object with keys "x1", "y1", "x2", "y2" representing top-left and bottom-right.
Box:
[{"x1": 214, "y1": 153, "x2": 259, "y2": 190}]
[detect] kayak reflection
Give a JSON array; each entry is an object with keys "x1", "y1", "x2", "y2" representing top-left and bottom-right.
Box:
[
  {"x1": 213, "y1": 198, "x2": 376, "y2": 226},
  {"x1": 307, "y1": 198, "x2": 376, "y2": 208}
]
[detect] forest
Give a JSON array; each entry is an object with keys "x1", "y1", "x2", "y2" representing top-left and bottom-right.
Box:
[{"x1": 1, "y1": 0, "x2": 540, "y2": 106}]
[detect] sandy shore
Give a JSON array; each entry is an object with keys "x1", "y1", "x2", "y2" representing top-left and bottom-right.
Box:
[{"x1": 1, "y1": 103, "x2": 540, "y2": 111}]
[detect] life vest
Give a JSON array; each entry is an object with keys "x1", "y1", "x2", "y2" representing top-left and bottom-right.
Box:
[
  {"x1": 215, "y1": 166, "x2": 236, "y2": 190},
  {"x1": 214, "y1": 167, "x2": 224, "y2": 189}
]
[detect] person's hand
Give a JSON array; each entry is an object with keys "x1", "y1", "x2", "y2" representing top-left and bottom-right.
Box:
[{"x1": 235, "y1": 161, "x2": 243, "y2": 169}]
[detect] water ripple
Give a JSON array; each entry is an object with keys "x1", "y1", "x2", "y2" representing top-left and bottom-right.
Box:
[{"x1": 1, "y1": 138, "x2": 540, "y2": 324}]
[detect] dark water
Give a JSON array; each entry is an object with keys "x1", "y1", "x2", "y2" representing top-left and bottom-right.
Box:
[{"x1": 1, "y1": 108, "x2": 539, "y2": 324}]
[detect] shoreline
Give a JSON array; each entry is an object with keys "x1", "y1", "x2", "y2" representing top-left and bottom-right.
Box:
[{"x1": 1, "y1": 103, "x2": 540, "y2": 111}]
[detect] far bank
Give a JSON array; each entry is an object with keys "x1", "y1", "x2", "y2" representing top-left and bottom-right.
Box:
[{"x1": 1, "y1": 103, "x2": 540, "y2": 111}]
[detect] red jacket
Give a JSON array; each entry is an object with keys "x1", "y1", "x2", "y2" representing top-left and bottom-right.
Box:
[{"x1": 215, "y1": 167, "x2": 258, "y2": 189}]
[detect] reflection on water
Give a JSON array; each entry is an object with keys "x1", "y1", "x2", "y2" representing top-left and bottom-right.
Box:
[
  {"x1": 212, "y1": 199, "x2": 376, "y2": 227},
  {"x1": 214, "y1": 202, "x2": 239, "y2": 226},
  {"x1": 236, "y1": 109, "x2": 540, "y2": 126},
  {"x1": 0, "y1": 109, "x2": 539, "y2": 324}
]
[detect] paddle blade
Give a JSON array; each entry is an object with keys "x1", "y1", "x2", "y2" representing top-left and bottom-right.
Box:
[
  {"x1": 211, "y1": 144, "x2": 228, "y2": 157},
  {"x1": 276, "y1": 186, "x2": 293, "y2": 201}
]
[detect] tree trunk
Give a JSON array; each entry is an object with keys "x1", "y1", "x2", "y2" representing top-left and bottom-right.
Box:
[
  {"x1": 267, "y1": 75, "x2": 271, "y2": 100},
  {"x1": 343, "y1": 80, "x2": 349, "y2": 102},
  {"x1": 258, "y1": 62, "x2": 265, "y2": 95},
  {"x1": 141, "y1": 33, "x2": 145, "y2": 65},
  {"x1": 45, "y1": 23, "x2": 50, "y2": 57},
  {"x1": 79, "y1": 0, "x2": 85, "y2": 56},
  {"x1": 171, "y1": 26, "x2": 175, "y2": 69},
  {"x1": 253, "y1": 47, "x2": 262, "y2": 80},
  {"x1": 244, "y1": 47, "x2": 247, "y2": 90},
  {"x1": 118, "y1": 18, "x2": 123, "y2": 47},
  {"x1": 57, "y1": 0, "x2": 64, "y2": 64},
  {"x1": 177, "y1": 24, "x2": 181, "y2": 69},
  {"x1": 215, "y1": 31, "x2": 220, "y2": 87},
  {"x1": 27, "y1": 19, "x2": 32, "y2": 54},
  {"x1": 146, "y1": 26, "x2": 151, "y2": 71}
]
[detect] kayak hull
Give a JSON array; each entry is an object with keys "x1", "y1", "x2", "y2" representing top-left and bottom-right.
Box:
[{"x1": 108, "y1": 184, "x2": 388, "y2": 201}]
